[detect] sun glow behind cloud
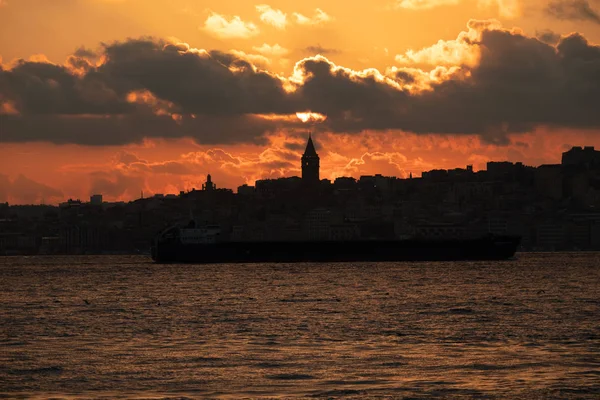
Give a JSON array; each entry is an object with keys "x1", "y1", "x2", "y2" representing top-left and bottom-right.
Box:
[
  {"x1": 395, "y1": 19, "x2": 501, "y2": 68},
  {"x1": 296, "y1": 112, "x2": 327, "y2": 123}
]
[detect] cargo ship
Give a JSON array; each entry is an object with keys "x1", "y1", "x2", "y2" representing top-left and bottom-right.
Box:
[{"x1": 150, "y1": 223, "x2": 521, "y2": 263}]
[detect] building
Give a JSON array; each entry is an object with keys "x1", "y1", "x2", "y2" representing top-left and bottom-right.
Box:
[
  {"x1": 414, "y1": 223, "x2": 467, "y2": 239},
  {"x1": 535, "y1": 164, "x2": 563, "y2": 200},
  {"x1": 255, "y1": 177, "x2": 302, "y2": 198},
  {"x1": 59, "y1": 199, "x2": 82, "y2": 209},
  {"x1": 487, "y1": 161, "x2": 516, "y2": 179},
  {"x1": 562, "y1": 146, "x2": 600, "y2": 167},
  {"x1": 536, "y1": 222, "x2": 565, "y2": 250},
  {"x1": 90, "y1": 194, "x2": 103, "y2": 206},
  {"x1": 303, "y1": 208, "x2": 330, "y2": 240},
  {"x1": 329, "y1": 223, "x2": 360, "y2": 241},
  {"x1": 237, "y1": 184, "x2": 256, "y2": 196},
  {"x1": 334, "y1": 177, "x2": 356, "y2": 190},
  {"x1": 301, "y1": 133, "x2": 320, "y2": 184},
  {"x1": 202, "y1": 174, "x2": 216, "y2": 191}
]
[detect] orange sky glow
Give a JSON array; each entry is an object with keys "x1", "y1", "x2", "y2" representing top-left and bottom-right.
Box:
[{"x1": 1, "y1": 0, "x2": 600, "y2": 204}]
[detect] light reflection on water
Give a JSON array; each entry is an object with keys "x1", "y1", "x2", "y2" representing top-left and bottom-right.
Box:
[{"x1": 1, "y1": 253, "x2": 599, "y2": 398}]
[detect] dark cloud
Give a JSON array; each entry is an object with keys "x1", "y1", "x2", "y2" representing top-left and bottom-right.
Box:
[
  {"x1": 394, "y1": 70, "x2": 416, "y2": 84},
  {"x1": 0, "y1": 60, "x2": 130, "y2": 114},
  {"x1": 284, "y1": 141, "x2": 307, "y2": 151},
  {"x1": 2, "y1": 26, "x2": 600, "y2": 146},
  {"x1": 73, "y1": 47, "x2": 98, "y2": 59},
  {"x1": 0, "y1": 38, "x2": 300, "y2": 145},
  {"x1": 289, "y1": 27, "x2": 600, "y2": 143},
  {"x1": 303, "y1": 45, "x2": 341, "y2": 55},
  {"x1": 96, "y1": 39, "x2": 294, "y2": 115},
  {"x1": 536, "y1": 29, "x2": 562, "y2": 45},
  {"x1": 545, "y1": 0, "x2": 600, "y2": 24},
  {"x1": 0, "y1": 112, "x2": 286, "y2": 145}
]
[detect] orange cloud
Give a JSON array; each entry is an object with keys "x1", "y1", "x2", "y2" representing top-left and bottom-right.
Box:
[
  {"x1": 395, "y1": 0, "x2": 460, "y2": 10},
  {"x1": 203, "y1": 12, "x2": 259, "y2": 39},
  {"x1": 394, "y1": 20, "x2": 502, "y2": 68},
  {"x1": 293, "y1": 8, "x2": 333, "y2": 25},
  {"x1": 0, "y1": 100, "x2": 19, "y2": 115},
  {"x1": 395, "y1": 0, "x2": 521, "y2": 18},
  {"x1": 229, "y1": 49, "x2": 271, "y2": 68},
  {"x1": 479, "y1": 0, "x2": 521, "y2": 18},
  {"x1": 256, "y1": 4, "x2": 287, "y2": 29},
  {"x1": 253, "y1": 43, "x2": 289, "y2": 57},
  {"x1": 0, "y1": 174, "x2": 63, "y2": 204}
]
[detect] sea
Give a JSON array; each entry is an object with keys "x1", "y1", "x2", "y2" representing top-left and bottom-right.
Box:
[{"x1": 1, "y1": 253, "x2": 599, "y2": 399}]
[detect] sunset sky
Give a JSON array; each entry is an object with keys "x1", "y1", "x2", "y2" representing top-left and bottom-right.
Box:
[{"x1": 1, "y1": 0, "x2": 600, "y2": 204}]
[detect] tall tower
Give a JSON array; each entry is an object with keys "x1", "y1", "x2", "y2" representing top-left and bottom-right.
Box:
[
  {"x1": 302, "y1": 133, "x2": 320, "y2": 183},
  {"x1": 202, "y1": 174, "x2": 216, "y2": 191}
]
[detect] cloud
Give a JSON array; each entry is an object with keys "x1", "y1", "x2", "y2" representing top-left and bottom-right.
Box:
[
  {"x1": 228, "y1": 49, "x2": 271, "y2": 67},
  {"x1": 396, "y1": 0, "x2": 520, "y2": 17},
  {"x1": 113, "y1": 151, "x2": 147, "y2": 165},
  {"x1": 89, "y1": 170, "x2": 145, "y2": 200},
  {"x1": 395, "y1": 0, "x2": 459, "y2": 10},
  {"x1": 478, "y1": 0, "x2": 521, "y2": 18},
  {"x1": 293, "y1": 8, "x2": 332, "y2": 25},
  {"x1": 2, "y1": 22, "x2": 600, "y2": 146},
  {"x1": 128, "y1": 160, "x2": 193, "y2": 175},
  {"x1": 536, "y1": 29, "x2": 562, "y2": 44},
  {"x1": 303, "y1": 45, "x2": 341, "y2": 55},
  {"x1": 0, "y1": 174, "x2": 63, "y2": 204},
  {"x1": 252, "y1": 43, "x2": 289, "y2": 57},
  {"x1": 203, "y1": 12, "x2": 259, "y2": 39},
  {"x1": 255, "y1": 4, "x2": 287, "y2": 29},
  {"x1": 0, "y1": 174, "x2": 9, "y2": 202},
  {"x1": 395, "y1": 20, "x2": 499, "y2": 67},
  {"x1": 291, "y1": 21, "x2": 600, "y2": 143},
  {"x1": 73, "y1": 47, "x2": 98, "y2": 59},
  {"x1": 343, "y1": 152, "x2": 410, "y2": 177},
  {"x1": 176, "y1": 146, "x2": 300, "y2": 185},
  {"x1": 545, "y1": 0, "x2": 600, "y2": 24},
  {"x1": 255, "y1": 5, "x2": 333, "y2": 28}
]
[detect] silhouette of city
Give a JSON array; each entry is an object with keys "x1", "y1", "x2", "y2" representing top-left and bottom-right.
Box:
[{"x1": 2, "y1": 136, "x2": 600, "y2": 255}]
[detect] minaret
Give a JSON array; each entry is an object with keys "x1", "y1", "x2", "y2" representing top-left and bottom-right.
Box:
[
  {"x1": 202, "y1": 174, "x2": 215, "y2": 191},
  {"x1": 301, "y1": 133, "x2": 320, "y2": 184}
]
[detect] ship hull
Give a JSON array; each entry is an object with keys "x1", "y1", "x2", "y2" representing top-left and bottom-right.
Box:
[{"x1": 151, "y1": 235, "x2": 520, "y2": 263}]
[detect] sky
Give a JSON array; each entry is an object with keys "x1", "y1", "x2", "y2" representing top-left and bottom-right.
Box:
[{"x1": 1, "y1": 0, "x2": 600, "y2": 204}]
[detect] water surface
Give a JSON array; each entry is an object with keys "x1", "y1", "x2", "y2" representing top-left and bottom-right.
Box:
[{"x1": 1, "y1": 253, "x2": 599, "y2": 398}]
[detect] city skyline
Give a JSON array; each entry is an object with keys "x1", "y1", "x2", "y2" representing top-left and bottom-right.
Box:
[
  {"x1": 5, "y1": 140, "x2": 600, "y2": 255},
  {"x1": 2, "y1": 0, "x2": 600, "y2": 204},
  {"x1": 3, "y1": 136, "x2": 599, "y2": 206}
]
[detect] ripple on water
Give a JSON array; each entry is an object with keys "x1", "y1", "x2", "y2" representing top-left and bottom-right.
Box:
[{"x1": 1, "y1": 253, "x2": 599, "y2": 398}]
